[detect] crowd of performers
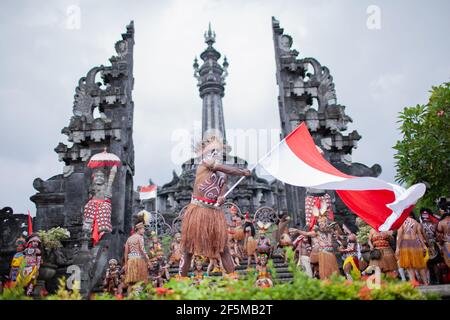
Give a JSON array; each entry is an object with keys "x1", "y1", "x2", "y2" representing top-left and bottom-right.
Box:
[
  {"x1": 4, "y1": 204, "x2": 449, "y2": 297},
  {"x1": 4, "y1": 234, "x2": 42, "y2": 296},
  {"x1": 3, "y1": 135, "x2": 449, "y2": 297},
  {"x1": 287, "y1": 207, "x2": 450, "y2": 285},
  {"x1": 101, "y1": 203, "x2": 450, "y2": 296}
]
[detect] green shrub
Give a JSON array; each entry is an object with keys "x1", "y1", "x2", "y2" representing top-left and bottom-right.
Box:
[
  {"x1": 0, "y1": 282, "x2": 31, "y2": 300},
  {"x1": 45, "y1": 277, "x2": 82, "y2": 300}
]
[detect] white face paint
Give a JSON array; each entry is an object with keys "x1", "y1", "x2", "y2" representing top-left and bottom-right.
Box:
[{"x1": 205, "y1": 148, "x2": 222, "y2": 163}]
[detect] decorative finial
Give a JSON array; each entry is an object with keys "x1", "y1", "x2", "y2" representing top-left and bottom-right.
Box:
[
  {"x1": 204, "y1": 22, "x2": 216, "y2": 46},
  {"x1": 193, "y1": 56, "x2": 199, "y2": 69},
  {"x1": 193, "y1": 56, "x2": 200, "y2": 81},
  {"x1": 223, "y1": 56, "x2": 229, "y2": 68}
]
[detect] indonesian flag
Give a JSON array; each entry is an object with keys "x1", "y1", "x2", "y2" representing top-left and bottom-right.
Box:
[
  {"x1": 259, "y1": 122, "x2": 426, "y2": 231},
  {"x1": 139, "y1": 185, "x2": 157, "y2": 200}
]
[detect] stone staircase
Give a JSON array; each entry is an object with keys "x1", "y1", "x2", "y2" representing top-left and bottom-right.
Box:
[{"x1": 168, "y1": 256, "x2": 294, "y2": 283}]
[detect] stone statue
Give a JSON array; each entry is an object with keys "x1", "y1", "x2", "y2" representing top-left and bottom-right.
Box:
[
  {"x1": 278, "y1": 34, "x2": 293, "y2": 56},
  {"x1": 83, "y1": 166, "x2": 117, "y2": 244}
]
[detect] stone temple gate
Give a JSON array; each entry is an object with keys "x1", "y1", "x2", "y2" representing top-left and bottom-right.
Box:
[
  {"x1": 271, "y1": 17, "x2": 382, "y2": 229},
  {"x1": 29, "y1": 21, "x2": 137, "y2": 294}
]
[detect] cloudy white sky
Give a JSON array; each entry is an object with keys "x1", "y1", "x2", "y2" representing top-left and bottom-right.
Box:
[{"x1": 1, "y1": 0, "x2": 449, "y2": 215}]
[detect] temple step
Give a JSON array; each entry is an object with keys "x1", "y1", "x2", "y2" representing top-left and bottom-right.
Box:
[{"x1": 167, "y1": 257, "x2": 295, "y2": 281}]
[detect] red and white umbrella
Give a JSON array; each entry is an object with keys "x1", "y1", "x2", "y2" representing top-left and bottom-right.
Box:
[{"x1": 87, "y1": 148, "x2": 121, "y2": 168}]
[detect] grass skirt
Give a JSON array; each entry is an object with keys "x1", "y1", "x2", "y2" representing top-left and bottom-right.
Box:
[
  {"x1": 369, "y1": 247, "x2": 398, "y2": 272},
  {"x1": 398, "y1": 238, "x2": 426, "y2": 269},
  {"x1": 318, "y1": 251, "x2": 339, "y2": 279},
  {"x1": 125, "y1": 258, "x2": 148, "y2": 284},
  {"x1": 181, "y1": 203, "x2": 228, "y2": 259},
  {"x1": 245, "y1": 237, "x2": 258, "y2": 256},
  {"x1": 233, "y1": 228, "x2": 245, "y2": 241}
]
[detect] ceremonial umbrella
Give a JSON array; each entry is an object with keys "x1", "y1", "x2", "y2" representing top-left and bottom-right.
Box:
[{"x1": 87, "y1": 148, "x2": 121, "y2": 168}]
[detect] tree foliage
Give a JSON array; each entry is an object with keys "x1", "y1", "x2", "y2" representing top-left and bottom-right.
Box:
[{"x1": 393, "y1": 82, "x2": 450, "y2": 207}]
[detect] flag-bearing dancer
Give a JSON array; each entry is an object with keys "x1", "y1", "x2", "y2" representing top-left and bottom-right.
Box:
[{"x1": 179, "y1": 134, "x2": 251, "y2": 277}]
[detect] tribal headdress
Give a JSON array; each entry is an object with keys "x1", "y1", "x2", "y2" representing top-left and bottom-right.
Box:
[
  {"x1": 194, "y1": 131, "x2": 230, "y2": 157},
  {"x1": 134, "y1": 222, "x2": 145, "y2": 231},
  {"x1": 256, "y1": 221, "x2": 272, "y2": 234},
  {"x1": 26, "y1": 233, "x2": 41, "y2": 245},
  {"x1": 15, "y1": 237, "x2": 26, "y2": 246}
]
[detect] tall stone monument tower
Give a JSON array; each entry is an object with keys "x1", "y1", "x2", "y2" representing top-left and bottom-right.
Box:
[
  {"x1": 194, "y1": 23, "x2": 229, "y2": 141},
  {"x1": 155, "y1": 24, "x2": 279, "y2": 218}
]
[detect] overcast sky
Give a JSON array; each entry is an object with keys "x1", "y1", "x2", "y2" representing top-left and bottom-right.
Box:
[{"x1": 1, "y1": 0, "x2": 449, "y2": 216}]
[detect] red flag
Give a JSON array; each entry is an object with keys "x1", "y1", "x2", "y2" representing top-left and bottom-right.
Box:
[
  {"x1": 139, "y1": 185, "x2": 157, "y2": 200},
  {"x1": 92, "y1": 216, "x2": 99, "y2": 246},
  {"x1": 259, "y1": 122, "x2": 426, "y2": 231},
  {"x1": 27, "y1": 210, "x2": 33, "y2": 235}
]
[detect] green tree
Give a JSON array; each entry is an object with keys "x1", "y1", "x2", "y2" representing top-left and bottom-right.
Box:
[{"x1": 393, "y1": 82, "x2": 450, "y2": 207}]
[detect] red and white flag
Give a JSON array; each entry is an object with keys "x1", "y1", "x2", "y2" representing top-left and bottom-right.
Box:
[
  {"x1": 259, "y1": 122, "x2": 426, "y2": 231},
  {"x1": 139, "y1": 185, "x2": 157, "y2": 200}
]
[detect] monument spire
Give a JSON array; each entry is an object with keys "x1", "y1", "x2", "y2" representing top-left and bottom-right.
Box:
[{"x1": 193, "y1": 23, "x2": 228, "y2": 141}]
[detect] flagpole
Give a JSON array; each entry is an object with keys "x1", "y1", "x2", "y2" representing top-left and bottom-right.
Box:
[{"x1": 155, "y1": 188, "x2": 158, "y2": 236}]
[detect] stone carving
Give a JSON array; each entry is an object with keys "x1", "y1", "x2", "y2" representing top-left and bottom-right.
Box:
[
  {"x1": 30, "y1": 21, "x2": 137, "y2": 297},
  {"x1": 73, "y1": 66, "x2": 104, "y2": 120}
]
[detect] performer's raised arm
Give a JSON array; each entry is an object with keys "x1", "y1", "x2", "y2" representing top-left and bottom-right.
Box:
[{"x1": 202, "y1": 158, "x2": 251, "y2": 177}]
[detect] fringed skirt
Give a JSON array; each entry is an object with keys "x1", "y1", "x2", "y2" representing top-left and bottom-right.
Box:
[
  {"x1": 318, "y1": 250, "x2": 339, "y2": 280},
  {"x1": 369, "y1": 247, "x2": 398, "y2": 272},
  {"x1": 181, "y1": 203, "x2": 228, "y2": 259},
  {"x1": 398, "y1": 238, "x2": 426, "y2": 269},
  {"x1": 233, "y1": 228, "x2": 245, "y2": 241},
  {"x1": 125, "y1": 257, "x2": 148, "y2": 284},
  {"x1": 245, "y1": 237, "x2": 258, "y2": 256}
]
